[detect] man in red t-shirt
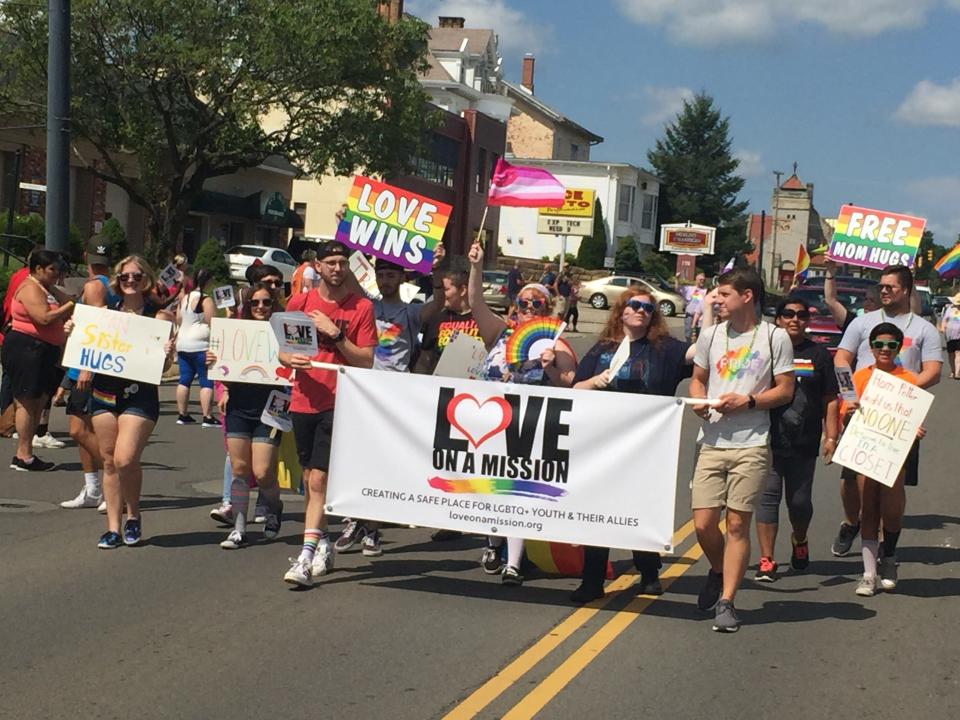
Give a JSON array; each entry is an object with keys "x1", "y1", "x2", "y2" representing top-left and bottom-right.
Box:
[{"x1": 279, "y1": 240, "x2": 377, "y2": 587}]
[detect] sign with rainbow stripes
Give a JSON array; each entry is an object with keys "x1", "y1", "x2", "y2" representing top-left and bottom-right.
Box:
[
  {"x1": 208, "y1": 318, "x2": 290, "y2": 386},
  {"x1": 827, "y1": 205, "x2": 926, "y2": 270},
  {"x1": 336, "y1": 175, "x2": 452, "y2": 274},
  {"x1": 326, "y1": 368, "x2": 683, "y2": 552}
]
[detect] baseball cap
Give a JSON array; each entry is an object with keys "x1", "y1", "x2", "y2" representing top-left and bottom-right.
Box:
[
  {"x1": 317, "y1": 240, "x2": 349, "y2": 260},
  {"x1": 86, "y1": 234, "x2": 111, "y2": 265},
  {"x1": 375, "y1": 258, "x2": 405, "y2": 272}
]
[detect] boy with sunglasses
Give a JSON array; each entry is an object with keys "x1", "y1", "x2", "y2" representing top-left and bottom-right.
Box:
[{"x1": 754, "y1": 297, "x2": 839, "y2": 582}]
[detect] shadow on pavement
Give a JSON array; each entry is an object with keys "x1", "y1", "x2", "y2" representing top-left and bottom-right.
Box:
[
  {"x1": 346, "y1": 573, "x2": 577, "y2": 606},
  {"x1": 140, "y1": 494, "x2": 218, "y2": 511},
  {"x1": 890, "y1": 577, "x2": 960, "y2": 598},
  {"x1": 147, "y1": 530, "x2": 231, "y2": 548},
  {"x1": 743, "y1": 600, "x2": 877, "y2": 624},
  {"x1": 901, "y1": 514, "x2": 960, "y2": 531},
  {"x1": 896, "y1": 545, "x2": 960, "y2": 566}
]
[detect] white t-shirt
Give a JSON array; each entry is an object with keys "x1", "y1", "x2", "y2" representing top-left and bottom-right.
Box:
[
  {"x1": 694, "y1": 320, "x2": 794, "y2": 448},
  {"x1": 838, "y1": 309, "x2": 942, "y2": 373}
]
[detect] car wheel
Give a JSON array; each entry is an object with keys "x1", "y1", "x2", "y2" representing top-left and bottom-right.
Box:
[
  {"x1": 590, "y1": 293, "x2": 608, "y2": 310},
  {"x1": 659, "y1": 300, "x2": 676, "y2": 317}
]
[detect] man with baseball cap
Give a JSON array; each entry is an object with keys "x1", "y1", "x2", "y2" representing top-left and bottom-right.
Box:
[{"x1": 279, "y1": 240, "x2": 378, "y2": 586}]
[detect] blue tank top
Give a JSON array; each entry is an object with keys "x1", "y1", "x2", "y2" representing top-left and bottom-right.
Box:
[{"x1": 66, "y1": 275, "x2": 122, "y2": 381}]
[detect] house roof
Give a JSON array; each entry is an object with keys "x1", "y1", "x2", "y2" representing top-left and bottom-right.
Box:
[
  {"x1": 504, "y1": 80, "x2": 603, "y2": 144},
  {"x1": 422, "y1": 52, "x2": 455, "y2": 82},
  {"x1": 428, "y1": 27, "x2": 494, "y2": 54},
  {"x1": 781, "y1": 173, "x2": 805, "y2": 190}
]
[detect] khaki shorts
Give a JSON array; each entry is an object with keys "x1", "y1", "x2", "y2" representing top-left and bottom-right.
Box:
[{"x1": 691, "y1": 445, "x2": 770, "y2": 512}]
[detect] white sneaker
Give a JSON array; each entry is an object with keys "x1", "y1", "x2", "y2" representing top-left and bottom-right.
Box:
[
  {"x1": 97, "y1": 500, "x2": 107, "y2": 513},
  {"x1": 33, "y1": 433, "x2": 66, "y2": 449},
  {"x1": 311, "y1": 545, "x2": 335, "y2": 577},
  {"x1": 220, "y1": 530, "x2": 247, "y2": 549},
  {"x1": 855, "y1": 574, "x2": 877, "y2": 597},
  {"x1": 60, "y1": 488, "x2": 103, "y2": 509},
  {"x1": 283, "y1": 557, "x2": 313, "y2": 587}
]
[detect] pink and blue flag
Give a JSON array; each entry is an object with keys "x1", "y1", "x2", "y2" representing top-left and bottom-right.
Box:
[{"x1": 487, "y1": 158, "x2": 565, "y2": 208}]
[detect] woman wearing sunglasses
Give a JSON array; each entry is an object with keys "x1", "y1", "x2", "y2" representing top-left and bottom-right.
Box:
[
  {"x1": 206, "y1": 283, "x2": 285, "y2": 548},
  {"x1": 570, "y1": 287, "x2": 695, "y2": 603},
  {"x1": 467, "y1": 242, "x2": 577, "y2": 585},
  {"x1": 754, "y1": 297, "x2": 839, "y2": 583},
  {"x1": 89, "y1": 256, "x2": 175, "y2": 549}
]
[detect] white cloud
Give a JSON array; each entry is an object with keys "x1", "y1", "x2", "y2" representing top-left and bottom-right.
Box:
[
  {"x1": 639, "y1": 85, "x2": 695, "y2": 125},
  {"x1": 894, "y1": 78, "x2": 960, "y2": 127},
  {"x1": 903, "y1": 176, "x2": 960, "y2": 243},
  {"x1": 615, "y1": 0, "x2": 947, "y2": 45},
  {"x1": 406, "y1": 0, "x2": 548, "y2": 54},
  {"x1": 734, "y1": 149, "x2": 764, "y2": 178}
]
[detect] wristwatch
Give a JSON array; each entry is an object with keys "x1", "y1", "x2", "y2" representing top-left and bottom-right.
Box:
[
  {"x1": 747, "y1": 395, "x2": 757, "y2": 409},
  {"x1": 331, "y1": 328, "x2": 345, "y2": 343}
]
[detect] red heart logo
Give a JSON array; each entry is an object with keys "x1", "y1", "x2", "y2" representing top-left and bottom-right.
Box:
[{"x1": 447, "y1": 393, "x2": 512, "y2": 449}]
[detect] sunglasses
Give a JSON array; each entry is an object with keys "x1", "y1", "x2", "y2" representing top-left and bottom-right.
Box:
[
  {"x1": 625, "y1": 299, "x2": 656, "y2": 314},
  {"x1": 779, "y1": 308, "x2": 810, "y2": 320},
  {"x1": 118, "y1": 272, "x2": 143, "y2": 283},
  {"x1": 870, "y1": 340, "x2": 901, "y2": 351},
  {"x1": 249, "y1": 298, "x2": 274, "y2": 308},
  {"x1": 878, "y1": 284, "x2": 901, "y2": 293},
  {"x1": 517, "y1": 298, "x2": 545, "y2": 311}
]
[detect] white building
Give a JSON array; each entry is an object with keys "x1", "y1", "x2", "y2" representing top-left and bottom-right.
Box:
[{"x1": 497, "y1": 160, "x2": 661, "y2": 263}]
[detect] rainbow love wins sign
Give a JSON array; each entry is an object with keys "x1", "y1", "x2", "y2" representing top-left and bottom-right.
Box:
[
  {"x1": 327, "y1": 368, "x2": 683, "y2": 552},
  {"x1": 208, "y1": 318, "x2": 290, "y2": 386},
  {"x1": 827, "y1": 205, "x2": 926, "y2": 270},
  {"x1": 62, "y1": 305, "x2": 173, "y2": 384},
  {"x1": 336, "y1": 176, "x2": 452, "y2": 273}
]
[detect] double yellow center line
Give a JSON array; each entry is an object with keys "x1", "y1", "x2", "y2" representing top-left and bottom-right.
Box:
[{"x1": 443, "y1": 519, "x2": 704, "y2": 719}]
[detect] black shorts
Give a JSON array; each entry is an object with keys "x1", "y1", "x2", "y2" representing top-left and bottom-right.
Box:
[
  {"x1": 0, "y1": 331, "x2": 62, "y2": 401},
  {"x1": 947, "y1": 339, "x2": 960, "y2": 353},
  {"x1": 90, "y1": 380, "x2": 160, "y2": 423},
  {"x1": 225, "y1": 411, "x2": 280, "y2": 446},
  {"x1": 66, "y1": 385, "x2": 93, "y2": 417},
  {"x1": 291, "y1": 410, "x2": 335, "y2": 471}
]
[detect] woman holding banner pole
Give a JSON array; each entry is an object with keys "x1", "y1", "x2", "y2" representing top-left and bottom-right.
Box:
[
  {"x1": 206, "y1": 282, "x2": 285, "y2": 549},
  {"x1": 467, "y1": 241, "x2": 577, "y2": 586},
  {"x1": 85, "y1": 256, "x2": 175, "y2": 549},
  {"x1": 571, "y1": 287, "x2": 695, "y2": 603}
]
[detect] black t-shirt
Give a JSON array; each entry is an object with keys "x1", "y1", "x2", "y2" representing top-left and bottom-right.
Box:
[
  {"x1": 420, "y1": 308, "x2": 481, "y2": 355},
  {"x1": 770, "y1": 338, "x2": 838, "y2": 457},
  {"x1": 574, "y1": 336, "x2": 692, "y2": 396},
  {"x1": 225, "y1": 382, "x2": 274, "y2": 420},
  {"x1": 507, "y1": 268, "x2": 523, "y2": 295}
]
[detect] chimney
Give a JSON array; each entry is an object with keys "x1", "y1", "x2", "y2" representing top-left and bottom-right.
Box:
[
  {"x1": 521, "y1": 53, "x2": 535, "y2": 94},
  {"x1": 438, "y1": 16, "x2": 465, "y2": 28},
  {"x1": 376, "y1": 0, "x2": 403, "y2": 23}
]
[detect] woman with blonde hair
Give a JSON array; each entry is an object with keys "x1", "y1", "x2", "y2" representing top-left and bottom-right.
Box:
[
  {"x1": 570, "y1": 286, "x2": 695, "y2": 603},
  {"x1": 86, "y1": 255, "x2": 175, "y2": 549}
]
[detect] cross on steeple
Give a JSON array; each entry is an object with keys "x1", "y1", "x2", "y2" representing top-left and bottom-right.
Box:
[{"x1": 792, "y1": 161, "x2": 798, "y2": 175}]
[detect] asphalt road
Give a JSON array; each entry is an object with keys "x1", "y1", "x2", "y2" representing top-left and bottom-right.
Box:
[{"x1": 1, "y1": 314, "x2": 958, "y2": 720}]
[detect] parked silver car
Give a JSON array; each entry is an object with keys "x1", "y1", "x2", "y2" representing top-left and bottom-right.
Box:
[{"x1": 578, "y1": 275, "x2": 686, "y2": 316}]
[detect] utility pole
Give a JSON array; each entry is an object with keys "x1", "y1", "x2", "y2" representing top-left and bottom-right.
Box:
[
  {"x1": 770, "y1": 170, "x2": 783, "y2": 288},
  {"x1": 756, "y1": 209, "x2": 765, "y2": 280},
  {"x1": 45, "y1": 0, "x2": 71, "y2": 254}
]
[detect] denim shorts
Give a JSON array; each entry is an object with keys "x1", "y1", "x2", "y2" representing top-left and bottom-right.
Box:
[
  {"x1": 90, "y1": 381, "x2": 160, "y2": 422},
  {"x1": 225, "y1": 411, "x2": 281, "y2": 446}
]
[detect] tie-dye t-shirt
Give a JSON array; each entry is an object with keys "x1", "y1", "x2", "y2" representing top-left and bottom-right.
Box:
[
  {"x1": 372, "y1": 299, "x2": 423, "y2": 372},
  {"x1": 694, "y1": 321, "x2": 794, "y2": 448}
]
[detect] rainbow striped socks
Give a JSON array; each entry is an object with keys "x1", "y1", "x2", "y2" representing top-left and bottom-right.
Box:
[{"x1": 299, "y1": 529, "x2": 327, "y2": 563}]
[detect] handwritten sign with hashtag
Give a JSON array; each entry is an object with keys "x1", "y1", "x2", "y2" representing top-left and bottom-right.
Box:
[{"x1": 208, "y1": 318, "x2": 290, "y2": 386}]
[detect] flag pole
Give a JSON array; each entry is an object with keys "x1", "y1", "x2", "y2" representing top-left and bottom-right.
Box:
[{"x1": 476, "y1": 203, "x2": 489, "y2": 247}]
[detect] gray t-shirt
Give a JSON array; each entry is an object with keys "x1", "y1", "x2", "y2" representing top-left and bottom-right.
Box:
[
  {"x1": 373, "y1": 299, "x2": 423, "y2": 372},
  {"x1": 694, "y1": 321, "x2": 795, "y2": 448},
  {"x1": 837, "y1": 309, "x2": 942, "y2": 374}
]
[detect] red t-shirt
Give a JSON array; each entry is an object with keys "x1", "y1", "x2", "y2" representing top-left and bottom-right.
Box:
[{"x1": 286, "y1": 290, "x2": 377, "y2": 413}]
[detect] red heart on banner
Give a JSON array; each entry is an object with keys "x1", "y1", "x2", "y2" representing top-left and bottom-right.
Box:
[{"x1": 447, "y1": 394, "x2": 512, "y2": 449}]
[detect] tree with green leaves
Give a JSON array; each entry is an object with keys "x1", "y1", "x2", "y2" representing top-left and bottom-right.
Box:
[
  {"x1": 615, "y1": 236, "x2": 641, "y2": 272},
  {"x1": 192, "y1": 238, "x2": 231, "y2": 284},
  {"x1": 647, "y1": 92, "x2": 749, "y2": 274},
  {"x1": 576, "y1": 200, "x2": 608, "y2": 269},
  {"x1": 0, "y1": 0, "x2": 434, "y2": 263}
]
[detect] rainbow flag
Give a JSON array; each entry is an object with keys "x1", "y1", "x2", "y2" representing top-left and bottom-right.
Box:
[
  {"x1": 795, "y1": 244, "x2": 810, "y2": 281},
  {"x1": 487, "y1": 158, "x2": 565, "y2": 208},
  {"x1": 934, "y1": 242, "x2": 960, "y2": 279}
]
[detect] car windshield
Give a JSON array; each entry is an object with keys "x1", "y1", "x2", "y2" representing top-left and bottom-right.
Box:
[
  {"x1": 483, "y1": 271, "x2": 508, "y2": 283},
  {"x1": 227, "y1": 246, "x2": 267, "y2": 258}
]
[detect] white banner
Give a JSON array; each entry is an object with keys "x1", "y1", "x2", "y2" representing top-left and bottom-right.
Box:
[
  {"x1": 208, "y1": 318, "x2": 290, "y2": 386},
  {"x1": 327, "y1": 369, "x2": 683, "y2": 552},
  {"x1": 834, "y1": 369, "x2": 933, "y2": 487},
  {"x1": 62, "y1": 305, "x2": 173, "y2": 384}
]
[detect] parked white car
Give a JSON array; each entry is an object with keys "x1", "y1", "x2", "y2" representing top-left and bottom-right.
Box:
[{"x1": 225, "y1": 245, "x2": 298, "y2": 283}]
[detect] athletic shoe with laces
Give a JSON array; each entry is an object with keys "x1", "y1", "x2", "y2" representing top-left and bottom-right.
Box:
[
  {"x1": 201, "y1": 416, "x2": 219, "y2": 428},
  {"x1": 33, "y1": 432, "x2": 66, "y2": 449},
  {"x1": 10, "y1": 455, "x2": 55, "y2": 472},
  {"x1": 60, "y1": 488, "x2": 103, "y2": 509},
  {"x1": 220, "y1": 529, "x2": 247, "y2": 549},
  {"x1": 754, "y1": 557, "x2": 778, "y2": 583},
  {"x1": 791, "y1": 537, "x2": 810, "y2": 571},
  {"x1": 97, "y1": 500, "x2": 107, "y2": 514},
  {"x1": 855, "y1": 574, "x2": 877, "y2": 596},
  {"x1": 311, "y1": 545, "x2": 334, "y2": 577},
  {"x1": 334, "y1": 520, "x2": 367, "y2": 552},
  {"x1": 176, "y1": 414, "x2": 197, "y2": 425},
  {"x1": 362, "y1": 531, "x2": 383, "y2": 557},
  {"x1": 570, "y1": 583, "x2": 605, "y2": 604},
  {"x1": 263, "y1": 505, "x2": 283, "y2": 540},
  {"x1": 209, "y1": 503, "x2": 234, "y2": 525},
  {"x1": 878, "y1": 556, "x2": 898, "y2": 590},
  {"x1": 284, "y1": 557, "x2": 313, "y2": 587},
  {"x1": 97, "y1": 531, "x2": 123, "y2": 549},
  {"x1": 501, "y1": 565, "x2": 524, "y2": 586},
  {"x1": 832, "y1": 522, "x2": 860, "y2": 557},
  {"x1": 481, "y1": 546, "x2": 503, "y2": 575},
  {"x1": 122, "y1": 518, "x2": 142, "y2": 546},
  {"x1": 712, "y1": 599, "x2": 740, "y2": 632},
  {"x1": 697, "y1": 569, "x2": 723, "y2": 611}
]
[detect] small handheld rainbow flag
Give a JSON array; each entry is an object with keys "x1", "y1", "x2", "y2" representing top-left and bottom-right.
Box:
[
  {"x1": 934, "y1": 242, "x2": 960, "y2": 279},
  {"x1": 487, "y1": 158, "x2": 566, "y2": 208},
  {"x1": 795, "y1": 244, "x2": 810, "y2": 281}
]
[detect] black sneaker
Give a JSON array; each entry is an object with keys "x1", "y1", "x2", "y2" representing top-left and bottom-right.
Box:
[
  {"x1": 831, "y1": 522, "x2": 860, "y2": 557},
  {"x1": 481, "y1": 546, "x2": 503, "y2": 574},
  {"x1": 97, "y1": 531, "x2": 122, "y2": 549},
  {"x1": 501, "y1": 565, "x2": 524, "y2": 586},
  {"x1": 791, "y1": 537, "x2": 810, "y2": 571},
  {"x1": 176, "y1": 414, "x2": 197, "y2": 425},
  {"x1": 754, "y1": 557, "x2": 778, "y2": 583},
  {"x1": 570, "y1": 583, "x2": 605, "y2": 604},
  {"x1": 697, "y1": 569, "x2": 723, "y2": 611},
  {"x1": 638, "y1": 573, "x2": 663, "y2": 596},
  {"x1": 201, "y1": 416, "x2": 219, "y2": 428},
  {"x1": 123, "y1": 517, "x2": 142, "y2": 546},
  {"x1": 263, "y1": 501, "x2": 283, "y2": 540},
  {"x1": 10, "y1": 455, "x2": 55, "y2": 472}
]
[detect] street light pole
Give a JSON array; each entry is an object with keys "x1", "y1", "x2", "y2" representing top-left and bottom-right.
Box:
[{"x1": 45, "y1": 0, "x2": 71, "y2": 254}]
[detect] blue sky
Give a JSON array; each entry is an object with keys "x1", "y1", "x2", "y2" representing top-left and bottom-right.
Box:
[{"x1": 408, "y1": 0, "x2": 960, "y2": 246}]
